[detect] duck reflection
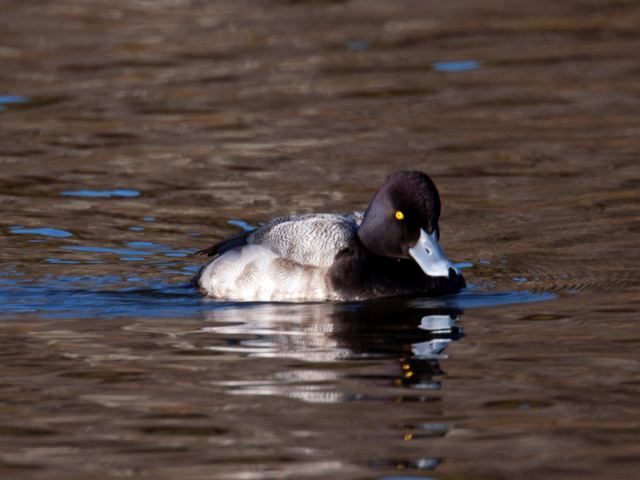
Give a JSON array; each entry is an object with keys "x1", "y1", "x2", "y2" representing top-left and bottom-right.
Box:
[{"x1": 201, "y1": 300, "x2": 463, "y2": 401}]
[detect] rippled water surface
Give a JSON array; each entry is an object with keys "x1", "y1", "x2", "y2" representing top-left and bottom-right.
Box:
[{"x1": 1, "y1": 1, "x2": 640, "y2": 479}]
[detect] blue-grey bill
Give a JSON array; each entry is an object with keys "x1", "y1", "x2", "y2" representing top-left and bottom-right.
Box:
[{"x1": 408, "y1": 229, "x2": 459, "y2": 278}]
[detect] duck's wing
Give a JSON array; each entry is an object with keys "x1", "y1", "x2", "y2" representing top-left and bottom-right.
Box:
[
  {"x1": 196, "y1": 212, "x2": 364, "y2": 268},
  {"x1": 248, "y1": 212, "x2": 363, "y2": 268}
]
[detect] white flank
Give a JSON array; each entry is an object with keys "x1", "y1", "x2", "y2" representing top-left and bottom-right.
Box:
[{"x1": 198, "y1": 245, "x2": 332, "y2": 302}]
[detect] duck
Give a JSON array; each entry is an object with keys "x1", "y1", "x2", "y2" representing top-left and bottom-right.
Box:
[{"x1": 193, "y1": 171, "x2": 465, "y2": 302}]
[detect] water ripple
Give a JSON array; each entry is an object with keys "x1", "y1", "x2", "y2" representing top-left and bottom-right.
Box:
[
  {"x1": 9, "y1": 227, "x2": 73, "y2": 238},
  {"x1": 61, "y1": 189, "x2": 140, "y2": 198},
  {"x1": 433, "y1": 60, "x2": 481, "y2": 72}
]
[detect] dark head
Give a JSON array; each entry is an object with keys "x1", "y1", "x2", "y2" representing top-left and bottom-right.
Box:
[{"x1": 357, "y1": 171, "x2": 459, "y2": 278}]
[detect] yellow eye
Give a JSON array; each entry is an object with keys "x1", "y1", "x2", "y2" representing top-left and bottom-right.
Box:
[{"x1": 395, "y1": 210, "x2": 404, "y2": 220}]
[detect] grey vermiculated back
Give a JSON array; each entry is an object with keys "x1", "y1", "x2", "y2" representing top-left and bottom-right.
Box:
[{"x1": 247, "y1": 212, "x2": 364, "y2": 268}]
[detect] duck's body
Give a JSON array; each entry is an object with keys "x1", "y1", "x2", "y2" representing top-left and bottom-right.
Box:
[
  {"x1": 194, "y1": 171, "x2": 465, "y2": 302},
  {"x1": 196, "y1": 212, "x2": 361, "y2": 301}
]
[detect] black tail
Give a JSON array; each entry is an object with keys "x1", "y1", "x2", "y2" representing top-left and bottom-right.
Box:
[{"x1": 195, "y1": 230, "x2": 253, "y2": 257}]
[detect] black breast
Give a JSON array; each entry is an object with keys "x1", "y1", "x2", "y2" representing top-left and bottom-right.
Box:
[{"x1": 328, "y1": 240, "x2": 465, "y2": 301}]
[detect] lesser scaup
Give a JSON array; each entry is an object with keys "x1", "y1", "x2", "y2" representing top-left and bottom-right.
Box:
[{"x1": 194, "y1": 171, "x2": 465, "y2": 301}]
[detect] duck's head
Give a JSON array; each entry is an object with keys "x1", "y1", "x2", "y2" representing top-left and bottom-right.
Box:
[{"x1": 357, "y1": 171, "x2": 460, "y2": 279}]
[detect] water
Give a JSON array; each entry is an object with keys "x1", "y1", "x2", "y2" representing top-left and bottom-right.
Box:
[
  {"x1": 1, "y1": 1, "x2": 640, "y2": 479},
  {"x1": 60, "y1": 189, "x2": 141, "y2": 198}
]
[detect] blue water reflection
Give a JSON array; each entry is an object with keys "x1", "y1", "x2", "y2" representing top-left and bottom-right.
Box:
[
  {"x1": 9, "y1": 227, "x2": 73, "y2": 238},
  {"x1": 0, "y1": 94, "x2": 30, "y2": 111},
  {"x1": 61, "y1": 241, "x2": 195, "y2": 259},
  {"x1": 46, "y1": 259, "x2": 81, "y2": 264},
  {"x1": 433, "y1": 60, "x2": 481, "y2": 72},
  {"x1": 227, "y1": 219, "x2": 256, "y2": 231},
  {"x1": 61, "y1": 189, "x2": 140, "y2": 198},
  {"x1": 64, "y1": 246, "x2": 153, "y2": 256},
  {"x1": 346, "y1": 40, "x2": 369, "y2": 51},
  {"x1": 0, "y1": 279, "x2": 203, "y2": 319},
  {"x1": 0, "y1": 264, "x2": 554, "y2": 322},
  {"x1": 409, "y1": 290, "x2": 556, "y2": 310},
  {"x1": 0, "y1": 95, "x2": 30, "y2": 103}
]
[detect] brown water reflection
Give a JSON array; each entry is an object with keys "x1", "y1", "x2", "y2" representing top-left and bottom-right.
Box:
[{"x1": 1, "y1": 0, "x2": 640, "y2": 479}]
